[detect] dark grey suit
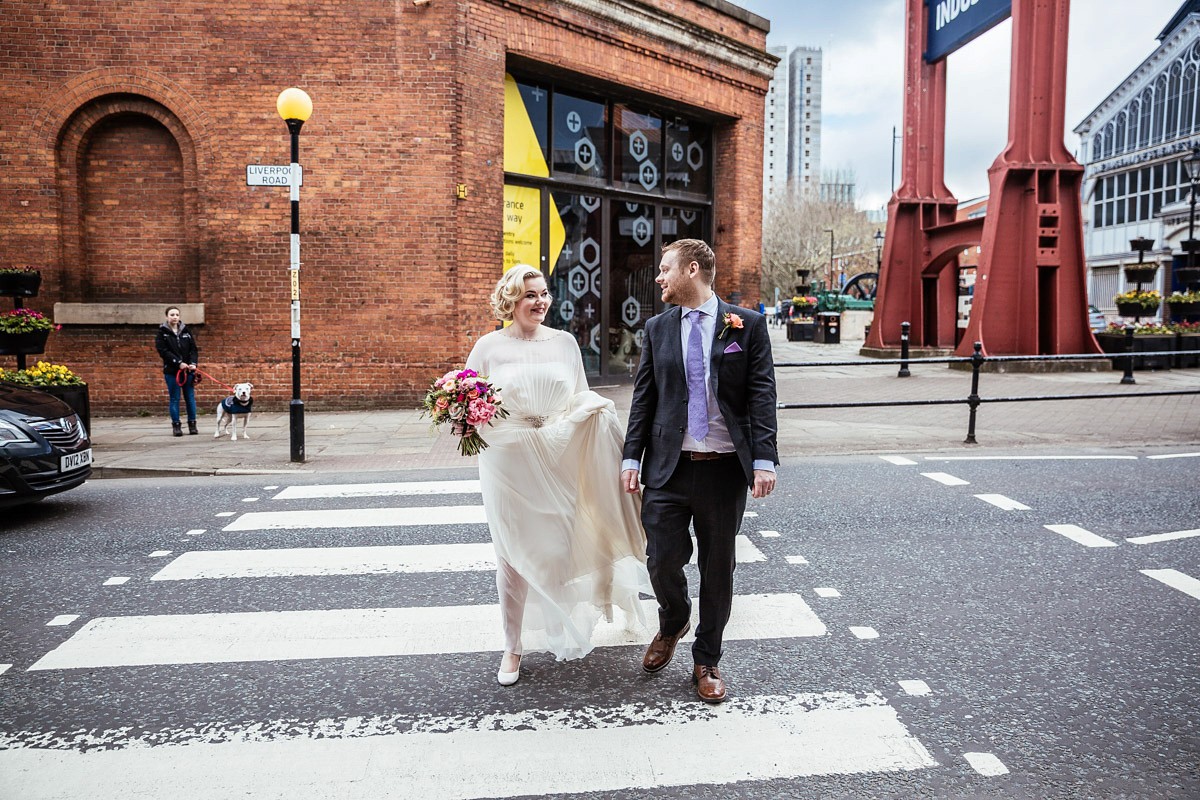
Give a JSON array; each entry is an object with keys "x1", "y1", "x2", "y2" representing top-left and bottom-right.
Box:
[{"x1": 623, "y1": 298, "x2": 778, "y2": 665}]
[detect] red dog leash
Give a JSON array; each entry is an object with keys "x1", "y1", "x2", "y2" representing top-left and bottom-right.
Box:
[{"x1": 176, "y1": 366, "x2": 236, "y2": 393}]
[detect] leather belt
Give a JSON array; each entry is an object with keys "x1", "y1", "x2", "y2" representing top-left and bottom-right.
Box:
[{"x1": 684, "y1": 450, "x2": 737, "y2": 461}]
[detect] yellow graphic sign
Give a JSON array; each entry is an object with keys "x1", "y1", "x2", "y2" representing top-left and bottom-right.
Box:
[{"x1": 504, "y1": 74, "x2": 549, "y2": 178}]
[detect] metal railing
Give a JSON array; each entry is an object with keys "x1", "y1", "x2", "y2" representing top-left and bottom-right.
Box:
[{"x1": 776, "y1": 323, "x2": 1200, "y2": 444}]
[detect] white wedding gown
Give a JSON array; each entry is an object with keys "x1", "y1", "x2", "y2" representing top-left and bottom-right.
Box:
[{"x1": 466, "y1": 328, "x2": 652, "y2": 660}]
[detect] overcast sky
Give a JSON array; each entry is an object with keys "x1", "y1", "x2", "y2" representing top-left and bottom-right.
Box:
[{"x1": 734, "y1": 0, "x2": 1185, "y2": 210}]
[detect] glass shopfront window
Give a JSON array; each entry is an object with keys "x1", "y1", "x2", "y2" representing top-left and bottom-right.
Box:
[{"x1": 503, "y1": 68, "x2": 713, "y2": 380}]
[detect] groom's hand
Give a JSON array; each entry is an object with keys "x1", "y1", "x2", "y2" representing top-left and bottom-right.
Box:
[
  {"x1": 751, "y1": 469, "x2": 776, "y2": 499},
  {"x1": 621, "y1": 469, "x2": 641, "y2": 494}
]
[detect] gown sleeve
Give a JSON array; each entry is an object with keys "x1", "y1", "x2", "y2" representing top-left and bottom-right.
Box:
[{"x1": 568, "y1": 334, "x2": 589, "y2": 395}]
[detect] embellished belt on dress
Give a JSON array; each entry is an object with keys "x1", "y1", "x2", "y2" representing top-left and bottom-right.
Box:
[
  {"x1": 522, "y1": 415, "x2": 548, "y2": 429},
  {"x1": 683, "y1": 450, "x2": 737, "y2": 461}
]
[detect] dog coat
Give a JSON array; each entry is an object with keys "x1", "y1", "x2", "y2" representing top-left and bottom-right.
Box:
[{"x1": 221, "y1": 396, "x2": 254, "y2": 414}]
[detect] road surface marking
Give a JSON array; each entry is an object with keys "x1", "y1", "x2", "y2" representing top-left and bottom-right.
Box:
[
  {"x1": 974, "y1": 494, "x2": 1031, "y2": 511},
  {"x1": 215, "y1": 512, "x2": 235, "y2": 517},
  {"x1": 1044, "y1": 524, "x2": 1118, "y2": 548},
  {"x1": 0, "y1": 664, "x2": 10, "y2": 676},
  {"x1": 814, "y1": 588, "x2": 840, "y2": 598},
  {"x1": 242, "y1": 497, "x2": 259, "y2": 503},
  {"x1": 898, "y1": 680, "x2": 930, "y2": 696},
  {"x1": 759, "y1": 530, "x2": 781, "y2": 538},
  {"x1": 46, "y1": 615, "x2": 79, "y2": 627},
  {"x1": 102, "y1": 577, "x2": 130, "y2": 586},
  {"x1": 921, "y1": 472, "x2": 970, "y2": 486},
  {"x1": 850, "y1": 627, "x2": 878, "y2": 639},
  {"x1": 786, "y1": 555, "x2": 809, "y2": 565},
  {"x1": 879, "y1": 456, "x2": 917, "y2": 465},
  {"x1": 1141, "y1": 569, "x2": 1200, "y2": 602},
  {"x1": 743, "y1": 511, "x2": 759, "y2": 518},
  {"x1": 963, "y1": 751, "x2": 1009, "y2": 776},
  {"x1": 1127, "y1": 529, "x2": 1200, "y2": 545},
  {"x1": 223, "y1": 505, "x2": 489, "y2": 531},
  {"x1": 926, "y1": 455, "x2": 1136, "y2": 461},
  {"x1": 148, "y1": 551, "x2": 171, "y2": 558},
  {"x1": 263, "y1": 485, "x2": 278, "y2": 490},
  {"x1": 0, "y1": 692, "x2": 936, "y2": 798},
  {"x1": 150, "y1": 536, "x2": 765, "y2": 581},
  {"x1": 26, "y1": 593, "x2": 826, "y2": 671},
  {"x1": 274, "y1": 480, "x2": 482, "y2": 499},
  {"x1": 185, "y1": 530, "x2": 205, "y2": 536},
  {"x1": 1146, "y1": 452, "x2": 1200, "y2": 460}
]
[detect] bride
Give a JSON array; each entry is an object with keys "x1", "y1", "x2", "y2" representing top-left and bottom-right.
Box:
[{"x1": 465, "y1": 264, "x2": 652, "y2": 686}]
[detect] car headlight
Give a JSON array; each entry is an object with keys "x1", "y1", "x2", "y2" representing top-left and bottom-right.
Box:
[{"x1": 0, "y1": 419, "x2": 34, "y2": 444}]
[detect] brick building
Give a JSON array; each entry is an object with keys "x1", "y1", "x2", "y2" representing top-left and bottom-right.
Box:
[{"x1": 0, "y1": 0, "x2": 775, "y2": 411}]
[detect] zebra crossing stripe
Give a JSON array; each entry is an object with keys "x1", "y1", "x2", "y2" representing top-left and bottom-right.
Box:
[
  {"x1": 1141, "y1": 569, "x2": 1200, "y2": 601},
  {"x1": 0, "y1": 692, "x2": 936, "y2": 798},
  {"x1": 26, "y1": 593, "x2": 826, "y2": 671},
  {"x1": 149, "y1": 535, "x2": 765, "y2": 581},
  {"x1": 223, "y1": 505, "x2": 489, "y2": 531},
  {"x1": 273, "y1": 480, "x2": 481, "y2": 499}
]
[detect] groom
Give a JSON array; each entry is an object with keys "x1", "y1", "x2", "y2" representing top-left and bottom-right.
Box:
[{"x1": 621, "y1": 238, "x2": 778, "y2": 703}]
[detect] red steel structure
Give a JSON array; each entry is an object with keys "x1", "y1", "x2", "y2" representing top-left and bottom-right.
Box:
[{"x1": 866, "y1": 0, "x2": 1101, "y2": 357}]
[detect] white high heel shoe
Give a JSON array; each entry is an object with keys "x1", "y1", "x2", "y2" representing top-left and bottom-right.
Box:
[{"x1": 496, "y1": 654, "x2": 521, "y2": 686}]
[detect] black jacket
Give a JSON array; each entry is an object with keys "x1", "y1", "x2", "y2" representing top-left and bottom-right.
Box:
[{"x1": 156, "y1": 322, "x2": 199, "y2": 376}]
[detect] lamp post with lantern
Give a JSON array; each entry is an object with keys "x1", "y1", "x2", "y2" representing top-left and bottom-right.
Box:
[
  {"x1": 1180, "y1": 146, "x2": 1200, "y2": 296},
  {"x1": 276, "y1": 87, "x2": 312, "y2": 463}
]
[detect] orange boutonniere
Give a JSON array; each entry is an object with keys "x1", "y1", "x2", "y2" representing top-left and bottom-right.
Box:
[{"x1": 718, "y1": 312, "x2": 743, "y2": 339}]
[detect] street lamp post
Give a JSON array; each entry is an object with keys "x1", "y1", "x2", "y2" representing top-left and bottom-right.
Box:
[
  {"x1": 1182, "y1": 146, "x2": 1200, "y2": 291},
  {"x1": 824, "y1": 228, "x2": 834, "y2": 290},
  {"x1": 874, "y1": 229, "x2": 884, "y2": 269},
  {"x1": 276, "y1": 87, "x2": 312, "y2": 463}
]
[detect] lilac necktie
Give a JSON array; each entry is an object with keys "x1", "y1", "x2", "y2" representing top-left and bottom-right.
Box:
[{"x1": 686, "y1": 309, "x2": 709, "y2": 441}]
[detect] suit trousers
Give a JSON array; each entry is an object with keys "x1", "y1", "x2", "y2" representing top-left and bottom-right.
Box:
[{"x1": 641, "y1": 455, "x2": 747, "y2": 667}]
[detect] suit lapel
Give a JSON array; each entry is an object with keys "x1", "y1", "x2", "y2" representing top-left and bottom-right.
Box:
[
  {"x1": 709, "y1": 297, "x2": 727, "y2": 395},
  {"x1": 663, "y1": 305, "x2": 686, "y2": 385}
]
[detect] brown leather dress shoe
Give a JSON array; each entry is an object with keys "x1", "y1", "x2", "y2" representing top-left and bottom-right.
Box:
[
  {"x1": 693, "y1": 664, "x2": 727, "y2": 703},
  {"x1": 642, "y1": 621, "x2": 691, "y2": 673}
]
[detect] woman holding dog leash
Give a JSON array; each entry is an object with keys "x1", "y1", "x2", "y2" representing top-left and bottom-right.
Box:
[
  {"x1": 155, "y1": 305, "x2": 199, "y2": 437},
  {"x1": 465, "y1": 265, "x2": 652, "y2": 687}
]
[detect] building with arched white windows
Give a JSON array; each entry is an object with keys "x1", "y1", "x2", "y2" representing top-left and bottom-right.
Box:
[{"x1": 1075, "y1": 1, "x2": 1200, "y2": 320}]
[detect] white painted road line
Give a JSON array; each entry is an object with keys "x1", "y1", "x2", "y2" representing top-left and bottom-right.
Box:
[
  {"x1": 0, "y1": 692, "x2": 936, "y2": 798},
  {"x1": 850, "y1": 627, "x2": 878, "y2": 639},
  {"x1": 102, "y1": 577, "x2": 130, "y2": 586},
  {"x1": 148, "y1": 551, "x2": 171, "y2": 558},
  {"x1": 1127, "y1": 529, "x2": 1200, "y2": 545},
  {"x1": 1146, "y1": 452, "x2": 1200, "y2": 460},
  {"x1": 814, "y1": 588, "x2": 841, "y2": 598},
  {"x1": 0, "y1": 664, "x2": 11, "y2": 676},
  {"x1": 185, "y1": 529, "x2": 205, "y2": 536},
  {"x1": 274, "y1": 480, "x2": 482, "y2": 499},
  {"x1": 786, "y1": 555, "x2": 809, "y2": 565},
  {"x1": 1141, "y1": 569, "x2": 1200, "y2": 602},
  {"x1": 963, "y1": 751, "x2": 1009, "y2": 776},
  {"x1": 926, "y1": 455, "x2": 1137, "y2": 461},
  {"x1": 46, "y1": 615, "x2": 79, "y2": 627},
  {"x1": 921, "y1": 472, "x2": 970, "y2": 486},
  {"x1": 26, "y1": 593, "x2": 826, "y2": 671},
  {"x1": 1044, "y1": 524, "x2": 1118, "y2": 548},
  {"x1": 879, "y1": 455, "x2": 917, "y2": 465},
  {"x1": 974, "y1": 494, "x2": 1031, "y2": 511},
  {"x1": 759, "y1": 529, "x2": 781, "y2": 538},
  {"x1": 898, "y1": 680, "x2": 930, "y2": 696},
  {"x1": 242, "y1": 497, "x2": 259, "y2": 503},
  {"x1": 215, "y1": 512, "x2": 235, "y2": 517},
  {"x1": 150, "y1": 536, "x2": 765, "y2": 581},
  {"x1": 223, "y1": 505, "x2": 489, "y2": 532}
]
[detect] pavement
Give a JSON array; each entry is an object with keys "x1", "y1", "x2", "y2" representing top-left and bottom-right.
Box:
[{"x1": 88, "y1": 325, "x2": 1200, "y2": 478}]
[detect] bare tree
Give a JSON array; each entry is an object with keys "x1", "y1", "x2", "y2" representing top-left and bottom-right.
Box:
[{"x1": 761, "y1": 172, "x2": 881, "y2": 302}]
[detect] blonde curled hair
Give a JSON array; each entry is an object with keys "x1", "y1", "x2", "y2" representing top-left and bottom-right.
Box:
[{"x1": 490, "y1": 264, "x2": 546, "y2": 322}]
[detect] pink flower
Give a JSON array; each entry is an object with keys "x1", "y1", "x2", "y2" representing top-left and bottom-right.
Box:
[
  {"x1": 467, "y1": 388, "x2": 480, "y2": 400},
  {"x1": 435, "y1": 396, "x2": 449, "y2": 410},
  {"x1": 466, "y1": 398, "x2": 496, "y2": 427}
]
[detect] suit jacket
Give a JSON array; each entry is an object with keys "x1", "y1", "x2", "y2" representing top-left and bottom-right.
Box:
[{"x1": 623, "y1": 298, "x2": 778, "y2": 489}]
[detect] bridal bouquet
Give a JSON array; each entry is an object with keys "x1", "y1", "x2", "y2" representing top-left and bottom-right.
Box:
[{"x1": 421, "y1": 368, "x2": 508, "y2": 456}]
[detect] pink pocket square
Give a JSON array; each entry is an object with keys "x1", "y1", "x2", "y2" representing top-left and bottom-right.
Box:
[{"x1": 723, "y1": 341, "x2": 743, "y2": 354}]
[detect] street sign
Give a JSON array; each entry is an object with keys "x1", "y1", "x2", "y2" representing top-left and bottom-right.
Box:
[
  {"x1": 246, "y1": 164, "x2": 302, "y2": 186},
  {"x1": 925, "y1": 0, "x2": 1010, "y2": 62}
]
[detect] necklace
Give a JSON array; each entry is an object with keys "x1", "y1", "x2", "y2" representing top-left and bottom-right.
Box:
[{"x1": 506, "y1": 326, "x2": 548, "y2": 341}]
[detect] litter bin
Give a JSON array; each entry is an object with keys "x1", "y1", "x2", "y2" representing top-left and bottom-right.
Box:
[{"x1": 814, "y1": 312, "x2": 841, "y2": 344}]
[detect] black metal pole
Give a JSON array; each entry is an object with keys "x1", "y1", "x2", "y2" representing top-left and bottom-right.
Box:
[
  {"x1": 964, "y1": 342, "x2": 984, "y2": 444},
  {"x1": 898, "y1": 321, "x2": 911, "y2": 377},
  {"x1": 1120, "y1": 324, "x2": 1136, "y2": 385},
  {"x1": 286, "y1": 118, "x2": 305, "y2": 463}
]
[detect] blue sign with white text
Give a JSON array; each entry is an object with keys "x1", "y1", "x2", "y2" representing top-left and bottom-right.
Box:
[{"x1": 926, "y1": 0, "x2": 1011, "y2": 62}]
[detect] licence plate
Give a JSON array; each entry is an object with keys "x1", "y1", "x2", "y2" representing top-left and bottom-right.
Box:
[{"x1": 61, "y1": 449, "x2": 92, "y2": 472}]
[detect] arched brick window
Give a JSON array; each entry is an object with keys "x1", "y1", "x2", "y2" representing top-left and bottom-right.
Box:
[{"x1": 56, "y1": 95, "x2": 200, "y2": 303}]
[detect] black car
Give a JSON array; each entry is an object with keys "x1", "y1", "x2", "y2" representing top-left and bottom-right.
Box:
[{"x1": 0, "y1": 382, "x2": 92, "y2": 507}]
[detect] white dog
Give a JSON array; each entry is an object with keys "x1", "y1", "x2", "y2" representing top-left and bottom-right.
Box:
[{"x1": 214, "y1": 382, "x2": 254, "y2": 441}]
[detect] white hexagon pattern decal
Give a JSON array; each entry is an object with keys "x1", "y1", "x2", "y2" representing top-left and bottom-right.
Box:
[
  {"x1": 568, "y1": 265, "x2": 589, "y2": 299},
  {"x1": 632, "y1": 215, "x2": 652, "y2": 247},
  {"x1": 622, "y1": 295, "x2": 641, "y2": 326},
  {"x1": 574, "y1": 137, "x2": 597, "y2": 171}
]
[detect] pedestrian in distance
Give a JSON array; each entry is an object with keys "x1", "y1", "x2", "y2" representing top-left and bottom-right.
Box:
[
  {"x1": 621, "y1": 238, "x2": 779, "y2": 703},
  {"x1": 155, "y1": 305, "x2": 199, "y2": 437},
  {"x1": 465, "y1": 264, "x2": 653, "y2": 687}
]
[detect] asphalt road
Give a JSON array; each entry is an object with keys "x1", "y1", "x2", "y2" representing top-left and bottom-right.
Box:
[{"x1": 1, "y1": 451, "x2": 1197, "y2": 799}]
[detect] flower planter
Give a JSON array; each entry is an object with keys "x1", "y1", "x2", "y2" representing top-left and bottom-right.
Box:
[
  {"x1": 1123, "y1": 266, "x2": 1158, "y2": 284},
  {"x1": 1096, "y1": 332, "x2": 1175, "y2": 371},
  {"x1": 0, "y1": 329, "x2": 50, "y2": 355},
  {"x1": 1169, "y1": 300, "x2": 1200, "y2": 318},
  {"x1": 1176, "y1": 333, "x2": 1200, "y2": 369},
  {"x1": 37, "y1": 383, "x2": 90, "y2": 434},
  {"x1": 1115, "y1": 302, "x2": 1158, "y2": 317},
  {"x1": 0, "y1": 272, "x2": 41, "y2": 298},
  {"x1": 1175, "y1": 266, "x2": 1200, "y2": 286}
]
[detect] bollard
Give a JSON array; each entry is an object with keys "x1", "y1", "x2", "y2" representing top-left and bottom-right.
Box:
[
  {"x1": 964, "y1": 342, "x2": 984, "y2": 444},
  {"x1": 898, "y1": 321, "x2": 911, "y2": 377},
  {"x1": 1120, "y1": 325, "x2": 1136, "y2": 385}
]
